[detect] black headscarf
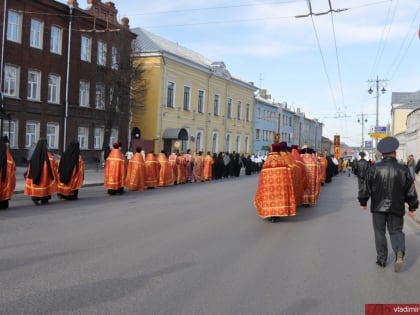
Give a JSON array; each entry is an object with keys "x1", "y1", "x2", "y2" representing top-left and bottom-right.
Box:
[
  {"x1": 59, "y1": 142, "x2": 80, "y2": 184},
  {"x1": 29, "y1": 139, "x2": 54, "y2": 185},
  {"x1": 0, "y1": 138, "x2": 7, "y2": 182}
]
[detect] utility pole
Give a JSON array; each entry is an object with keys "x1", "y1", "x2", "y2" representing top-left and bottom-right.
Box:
[
  {"x1": 357, "y1": 113, "x2": 368, "y2": 151},
  {"x1": 367, "y1": 76, "x2": 387, "y2": 152}
]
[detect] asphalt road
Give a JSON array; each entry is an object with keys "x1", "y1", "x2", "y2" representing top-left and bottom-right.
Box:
[{"x1": 1, "y1": 174, "x2": 420, "y2": 315}]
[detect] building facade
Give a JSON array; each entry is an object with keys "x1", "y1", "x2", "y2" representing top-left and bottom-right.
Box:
[
  {"x1": 253, "y1": 89, "x2": 324, "y2": 155},
  {"x1": 253, "y1": 91, "x2": 281, "y2": 154},
  {"x1": 0, "y1": 0, "x2": 136, "y2": 164},
  {"x1": 390, "y1": 91, "x2": 420, "y2": 160},
  {"x1": 130, "y1": 27, "x2": 257, "y2": 155}
]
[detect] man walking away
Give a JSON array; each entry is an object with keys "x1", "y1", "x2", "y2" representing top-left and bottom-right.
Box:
[{"x1": 358, "y1": 137, "x2": 418, "y2": 272}]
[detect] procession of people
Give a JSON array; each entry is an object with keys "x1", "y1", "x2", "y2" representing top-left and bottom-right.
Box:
[{"x1": 253, "y1": 133, "x2": 334, "y2": 221}]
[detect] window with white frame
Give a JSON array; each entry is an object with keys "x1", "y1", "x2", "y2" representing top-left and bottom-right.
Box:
[
  {"x1": 80, "y1": 35, "x2": 92, "y2": 62},
  {"x1": 94, "y1": 127, "x2": 104, "y2": 149},
  {"x1": 77, "y1": 126, "x2": 89, "y2": 149},
  {"x1": 30, "y1": 19, "x2": 43, "y2": 49},
  {"x1": 183, "y1": 86, "x2": 190, "y2": 110},
  {"x1": 246, "y1": 104, "x2": 250, "y2": 122},
  {"x1": 4, "y1": 64, "x2": 20, "y2": 97},
  {"x1": 48, "y1": 74, "x2": 60, "y2": 104},
  {"x1": 111, "y1": 46, "x2": 119, "y2": 70},
  {"x1": 50, "y1": 25, "x2": 62, "y2": 55},
  {"x1": 236, "y1": 135, "x2": 241, "y2": 153},
  {"x1": 214, "y1": 94, "x2": 219, "y2": 116},
  {"x1": 95, "y1": 83, "x2": 105, "y2": 109},
  {"x1": 237, "y1": 101, "x2": 242, "y2": 120},
  {"x1": 7, "y1": 10, "x2": 22, "y2": 43},
  {"x1": 109, "y1": 128, "x2": 118, "y2": 147},
  {"x1": 25, "y1": 121, "x2": 40, "y2": 148},
  {"x1": 79, "y1": 80, "x2": 90, "y2": 107},
  {"x1": 2, "y1": 120, "x2": 18, "y2": 148},
  {"x1": 109, "y1": 87, "x2": 120, "y2": 112},
  {"x1": 166, "y1": 81, "x2": 175, "y2": 108},
  {"x1": 245, "y1": 136, "x2": 249, "y2": 153},
  {"x1": 227, "y1": 98, "x2": 232, "y2": 119},
  {"x1": 46, "y1": 122, "x2": 59, "y2": 149},
  {"x1": 212, "y1": 132, "x2": 218, "y2": 154},
  {"x1": 27, "y1": 69, "x2": 41, "y2": 101},
  {"x1": 198, "y1": 90, "x2": 204, "y2": 113},
  {"x1": 225, "y1": 133, "x2": 231, "y2": 152},
  {"x1": 256, "y1": 129, "x2": 260, "y2": 141},
  {"x1": 97, "y1": 40, "x2": 107, "y2": 66},
  {"x1": 195, "y1": 130, "x2": 203, "y2": 153}
]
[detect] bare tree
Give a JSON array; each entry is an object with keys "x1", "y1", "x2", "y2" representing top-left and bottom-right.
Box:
[{"x1": 97, "y1": 29, "x2": 147, "y2": 155}]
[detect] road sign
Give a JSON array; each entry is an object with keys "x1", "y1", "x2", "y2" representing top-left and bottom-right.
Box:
[
  {"x1": 370, "y1": 126, "x2": 387, "y2": 138},
  {"x1": 365, "y1": 141, "x2": 372, "y2": 149},
  {"x1": 374, "y1": 126, "x2": 387, "y2": 133}
]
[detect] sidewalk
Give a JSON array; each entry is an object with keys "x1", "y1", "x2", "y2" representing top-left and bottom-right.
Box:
[{"x1": 14, "y1": 164, "x2": 104, "y2": 194}]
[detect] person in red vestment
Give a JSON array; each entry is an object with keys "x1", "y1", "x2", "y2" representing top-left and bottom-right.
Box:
[
  {"x1": 185, "y1": 149, "x2": 194, "y2": 183},
  {"x1": 193, "y1": 151, "x2": 204, "y2": 182},
  {"x1": 24, "y1": 139, "x2": 58, "y2": 205},
  {"x1": 0, "y1": 137, "x2": 16, "y2": 209},
  {"x1": 125, "y1": 147, "x2": 146, "y2": 191},
  {"x1": 157, "y1": 150, "x2": 174, "y2": 187},
  {"x1": 104, "y1": 142, "x2": 125, "y2": 195},
  {"x1": 57, "y1": 142, "x2": 84, "y2": 200},
  {"x1": 291, "y1": 144, "x2": 307, "y2": 206},
  {"x1": 168, "y1": 151, "x2": 178, "y2": 185},
  {"x1": 300, "y1": 146, "x2": 321, "y2": 206},
  {"x1": 176, "y1": 152, "x2": 187, "y2": 184},
  {"x1": 144, "y1": 151, "x2": 160, "y2": 189},
  {"x1": 203, "y1": 151, "x2": 214, "y2": 181},
  {"x1": 254, "y1": 134, "x2": 296, "y2": 220}
]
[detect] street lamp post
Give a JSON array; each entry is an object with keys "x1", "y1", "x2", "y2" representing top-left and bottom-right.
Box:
[
  {"x1": 357, "y1": 113, "x2": 367, "y2": 152},
  {"x1": 368, "y1": 75, "x2": 386, "y2": 154}
]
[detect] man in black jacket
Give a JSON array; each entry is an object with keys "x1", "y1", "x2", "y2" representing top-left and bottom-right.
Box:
[
  {"x1": 354, "y1": 151, "x2": 370, "y2": 192},
  {"x1": 358, "y1": 137, "x2": 418, "y2": 272}
]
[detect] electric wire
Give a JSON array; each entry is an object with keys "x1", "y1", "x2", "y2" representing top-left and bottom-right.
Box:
[
  {"x1": 305, "y1": 0, "x2": 338, "y2": 113},
  {"x1": 328, "y1": 0, "x2": 346, "y2": 115},
  {"x1": 385, "y1": 3, "x2": 420, "y2": 81},
  {"x1": 368, "y1": 0, "x2": 397, "y2": 80}
]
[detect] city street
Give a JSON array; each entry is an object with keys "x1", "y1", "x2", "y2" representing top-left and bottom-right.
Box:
[{"x1": 1, "y1": 173, "x2": 420, "y2": 315}]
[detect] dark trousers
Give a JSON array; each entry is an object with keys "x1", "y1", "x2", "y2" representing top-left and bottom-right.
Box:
[{"x1": 372, "y1": 212, "x2": 405, "y2": 263}]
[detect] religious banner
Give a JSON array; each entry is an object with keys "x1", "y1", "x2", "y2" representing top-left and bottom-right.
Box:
[{"x1": 334, "y1": 135, "x2": 340, "y2": 159}]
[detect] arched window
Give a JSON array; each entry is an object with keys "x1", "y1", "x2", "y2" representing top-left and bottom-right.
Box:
[
  {"x1": 212, "y1": 132, "x2": 218, "y2": 154},
  {"x1": 196, "y1": 131, "x2": 202, "y2": 153},
  {"x1": 245, "y1": 136, "x2": 249, "y2": 154},
  {"x1": 236, "y1": 135, "x2": 241, "y2": 153},
  {"x1": 225, "y1": 133, "x2": 231, "y2": 152}
]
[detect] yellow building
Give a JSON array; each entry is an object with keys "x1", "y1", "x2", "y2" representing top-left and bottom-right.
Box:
[
  {"x1": 390, "y1": 91, "x2": 420, "y2": 136},
  {"x1": 130, "y1": 28, "x2": 257, "y2": 155}
]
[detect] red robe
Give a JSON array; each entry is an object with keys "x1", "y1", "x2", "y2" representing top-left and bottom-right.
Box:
[
  {"x1": 104, "y1": 148, "x2": 125, "y2": 190},
  {"x1": 203, "y1": 154, "x2": 214, "y2": 180},
  {"x1": 144, "y1": 153, "x2": 160, "y2": 188},
  {"x1": 24, "y1": 153, "x2": 58, "y2": 197},
  {"x1": 254, "y1": 152, "x2": 296, "y2": 218},
  {"x1": 125, "y1": 152, "x2": 146, "y2": 191},
  {"x1": 0, "y1": 150, "x2": 16, "y2": 202},
  {"x1": 157, "y1": 153, "x2": 174, "y2": 187},
  {"x1": 57, "y1": 157, "x2": 84, "y2": 196}
]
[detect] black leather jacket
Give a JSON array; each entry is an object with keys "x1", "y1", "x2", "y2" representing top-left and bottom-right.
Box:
[
  {"x1": 358, "y1": 156, "x2": 419, "y2": 216},
  {"x1": 354, "y1": 158, "x2": 370, "y2": 179}
]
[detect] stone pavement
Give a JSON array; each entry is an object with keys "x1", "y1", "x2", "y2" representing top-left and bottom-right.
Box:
[{"x1": 14, "y1": 164, "x2": 104, "y2": 194}]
